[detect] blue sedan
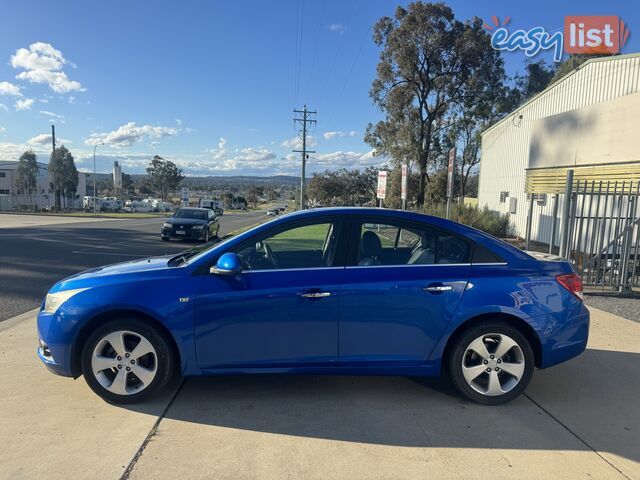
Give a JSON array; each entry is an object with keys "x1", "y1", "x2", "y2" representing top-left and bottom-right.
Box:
[{"x1": 37, "y1": 208, "x2": 588, "y2": 405}]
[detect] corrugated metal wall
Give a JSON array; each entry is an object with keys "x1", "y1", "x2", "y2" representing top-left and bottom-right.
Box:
[{"x1": 478, "y1": 54, "x2": 640, "y2": 244}]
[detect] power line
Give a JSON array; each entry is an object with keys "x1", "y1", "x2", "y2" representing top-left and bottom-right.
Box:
[
  {"x1": 293, "y1": 0, "x2": 300, "y2": 108},
  {"x1": 302, "y1": 0, "x2": 327, "y2": 103},
  {"x1": 294, "y1": 0, "x2": 306, "y2": 107},
  {"x1": 318, "y1": 0, "x2": 359, "y2": 107},
  {"x1": 326, "y1": 22, "x2": 371, "y2": 127}
]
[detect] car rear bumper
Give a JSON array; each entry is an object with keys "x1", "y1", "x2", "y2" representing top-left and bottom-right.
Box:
[{"x1": 538, "y1": 301, "x2": 590, "y2": 369}]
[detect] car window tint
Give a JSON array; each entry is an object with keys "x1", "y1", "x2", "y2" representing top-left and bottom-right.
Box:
[
  {"x1": 235, "y1": 223, "x2": 336, "y2": 271},
  {"x1": 472, "y1": 244, "x2": 504, "y2": 264},
  {"x1": 357, "y1": 221, "x2": 470, "y2": 266},
  {"x1": 397, "y1": 229, "x2": 420, "y2": 248},
  {"x1": 361, "y1": 223, "x2": 399, "y2": 248}
]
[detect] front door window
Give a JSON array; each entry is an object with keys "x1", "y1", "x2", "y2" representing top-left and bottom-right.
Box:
[{"x1": 235, "y1": 222, "x2": 340, "y2": 270}]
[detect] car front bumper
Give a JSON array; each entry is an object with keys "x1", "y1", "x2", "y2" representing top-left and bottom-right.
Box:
[
  {"x1": 36, "y1": 309, "x2": 76, "y2": 377},
  {"x1": 161, "y1": 227, "x2": 207, "y2": 240}
]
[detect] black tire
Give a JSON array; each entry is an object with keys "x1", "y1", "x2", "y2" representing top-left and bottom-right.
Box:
[
  {"x1": 446, "y1": 321, "x2": 535, "y2": 405},
  {"x1": 80, "y1": 318, "x2": 175, "y2": 404},
  {"x1": 161, "y1": 236, "x2": 169, "y2": 242}
]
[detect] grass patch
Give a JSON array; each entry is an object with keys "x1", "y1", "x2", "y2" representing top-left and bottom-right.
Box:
[{"x1": 423, "y1": 203, "x2": 513, "y2": 238}]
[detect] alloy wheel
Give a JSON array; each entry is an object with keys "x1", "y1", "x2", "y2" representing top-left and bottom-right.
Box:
[
  {"x1": 461, "y1": 333, "x2": 525, "y2": 397},
  {"x1": 91, "y1": 330, "x2": 158, "y2": 396}
]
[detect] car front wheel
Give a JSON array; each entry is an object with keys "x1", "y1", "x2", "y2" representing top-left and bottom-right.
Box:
[
  {"x1": 80, "y1": 319, "x2": 174, "y2": 404},
  {"x1": 447, "y1": 321, "x2": 535, "y2": 405}
]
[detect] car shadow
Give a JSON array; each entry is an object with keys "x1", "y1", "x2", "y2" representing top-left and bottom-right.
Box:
[{"x1": 120, "y1": 347, "x2": 639, "y2": 463}]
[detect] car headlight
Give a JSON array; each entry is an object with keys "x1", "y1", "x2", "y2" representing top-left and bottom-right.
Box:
[
  {"x1": 192, "y1": 224, "x2": 204, "y2": 230},
  {"x1": 163, "y1": 222, "x2": 172, "y2": 228},
  {"x1": 44, "y1": 288, "x2": 88, "y2": 314}
]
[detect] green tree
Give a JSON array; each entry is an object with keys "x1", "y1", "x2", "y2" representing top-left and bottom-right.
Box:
[
  {"x1": 512, "y1": 60, "x2": 555, "y2": 105},
  {"x1": 60, "y1": 148, "x2": 78, "y2": 208},
  {"x1": 365, "y1": 2, "x2": 507, "y2": 207},
  {"x1": 49, "y1": 146, "x2": 74, "y2": 211},
  {"x1": 306, "y1": 168, "x2": 381, "y2": 207},
  {"x1": 146, "y1": 155, "x2": 184, "y2": 201},
  {"x1": 121, "y1": 172, "x2": 135, "y2": 197},
  {"x1": 16, "y1": 150, "x2": 39, "y2": 210},
  {"x1": 246, "y1": 186, "x2": 264, "y2": 207}
]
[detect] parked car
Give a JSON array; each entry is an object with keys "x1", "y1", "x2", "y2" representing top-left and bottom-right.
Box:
[
  {"x1": 199, "y1": 199, "x2": 215, "y2": 210},
  {"x1": 161, "y1": 207, "x2": 219, "y2": 242},
  {"x1": 124, "y1": 200, "x2": 153, "y2": 213},
  {"x1": 36, "y1": 208, "x2": 588, "y2": 405},
  {"x1": 266, "y1": 208, "x2": 279, "y2": 216}
]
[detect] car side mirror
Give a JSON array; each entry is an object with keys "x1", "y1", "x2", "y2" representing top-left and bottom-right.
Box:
[{"x1": 210, "y1": 252, "x2": 242, "y2": 276}]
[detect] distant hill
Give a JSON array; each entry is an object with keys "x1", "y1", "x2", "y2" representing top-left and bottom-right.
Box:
[{"x1": 87, "y1": 173, "x2": 301, "y2": 187}]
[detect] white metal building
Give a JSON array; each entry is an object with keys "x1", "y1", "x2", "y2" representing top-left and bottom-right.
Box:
[
  {"x1": 0, "y1": 160, "x2": 87, "y2": 211},
  {"x1": 478, "y1": 53, "x2": 640, "y2": 245}
]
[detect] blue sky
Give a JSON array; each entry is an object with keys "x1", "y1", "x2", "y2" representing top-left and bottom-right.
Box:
[{"x1": 0, "y1": 0, "x2": 637, "y2": 176}]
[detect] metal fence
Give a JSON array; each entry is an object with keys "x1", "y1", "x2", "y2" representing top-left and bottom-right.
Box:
[
  {"x1": 567, "y1": 180, "x2": 640, "y2": 291},
  {"x1": 525, "y1": 170, "x2": 640, "y2": 293}
]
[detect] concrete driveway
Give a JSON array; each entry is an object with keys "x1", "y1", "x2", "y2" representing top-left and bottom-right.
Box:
[{"x1": 1, "y1": 306, "x2": 638, "y2": 480}]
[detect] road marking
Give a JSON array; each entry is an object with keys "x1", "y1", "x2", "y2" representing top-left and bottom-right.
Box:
[{"x1": 70, "y1": 251, "x2": 149, "y2": 257}]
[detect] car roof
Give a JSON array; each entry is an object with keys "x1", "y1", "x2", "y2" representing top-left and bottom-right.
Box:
[{"x1": 178, "y1": 207, "x2": 209, "y2": 211}]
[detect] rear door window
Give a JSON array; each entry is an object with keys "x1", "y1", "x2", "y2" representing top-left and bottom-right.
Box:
[{"x1": 356, "y1": 220, "x2": 470, "y2": 266}]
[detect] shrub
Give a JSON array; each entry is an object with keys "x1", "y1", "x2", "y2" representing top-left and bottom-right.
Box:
[{"x1": 423, "y1": 203, "x2": 513, "y2": 238}]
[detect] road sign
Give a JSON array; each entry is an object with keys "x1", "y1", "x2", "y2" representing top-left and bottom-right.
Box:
[
  {"x1": 376, "y1": 171, "x2": 388, "y2": 200},
  {"x1": 181, "y1": 187, "x2": 190, "y2": 206},
  {"x1": 447, "y1": 148, "x2": 456, "y2": 199},
  {"x1": 401, "y1": 164, "x2": 408, "y2": 201}
]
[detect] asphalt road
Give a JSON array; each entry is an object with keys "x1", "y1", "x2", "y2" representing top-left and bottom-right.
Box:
[{"x1": 0, "y1": 210, "x2": 265, "y2": 322}]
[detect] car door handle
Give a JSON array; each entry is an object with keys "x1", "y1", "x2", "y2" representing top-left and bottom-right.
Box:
[
  {"x1": 423, "y1": 284, "x2": 453, "y2": 294},
  {"x1": 299, "y1": 291, "x2": 332, "y2": 299}
]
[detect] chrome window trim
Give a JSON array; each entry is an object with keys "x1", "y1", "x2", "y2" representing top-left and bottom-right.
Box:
[
  {"x1": 345, "y1": 263, "x2": 472, "y2": 269},
  {"x1": 242, "y1": 266, "x2": 346, "y2": 274},
  {"x1": 471, "y1": 262, "x2": 509, "y2": 266},
  {"x1": 218, "y1": 262, "x2": 507, "y2": 274}
]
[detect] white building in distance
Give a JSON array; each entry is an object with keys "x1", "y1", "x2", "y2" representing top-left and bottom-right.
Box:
[{"x1": 0, "y1": 160, "x2": 88, "y2": 211}]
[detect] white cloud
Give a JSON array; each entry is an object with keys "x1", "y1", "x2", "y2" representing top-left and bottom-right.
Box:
[
  {"x1": 39, "y1": 110, "x2": 65, "y2": 123},
  {"x1": 323, "y1": 130, "x2": 358, "y2": 140},
  {"x1": 175, "y1": 118, "x2": 182, "y2": 126},
  {"x1": 11, "y1": 42, "x2": 85, "y2": 93},
  {"x1": 85, "y1": 122, "x2": 179, "y2": 147},
  {"x1": 327, "y1": 24, "x2": 347, "y2": 34},
  {"x1": 0, "y1": 126, "x2": 5, "y2": 133},
  {"x1": 0, "y1": 103, "x2": 7, "y2": 112},
  {"x1": 281, "y1": 135, "x2": 317, "y2": 150},
  {"x1": 206, "y1": 137, "x2": 228, "y2": 160},
  {"x1": 309, "y1": 150, "x2": 383, "y2": 171},
  {"x1": 0, "y1": 81, "x2": 22, "y2": 96},
  {"x1": 27, "y1": 133, "x2": 72, "y2": 145},
  {"x1": 15, "y1": 98, "x2": 34, "y2": 111}
]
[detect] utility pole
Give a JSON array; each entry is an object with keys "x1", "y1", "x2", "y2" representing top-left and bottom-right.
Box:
[{"x1": 293, "y1": 105, "x2": 316, "y2": 210}]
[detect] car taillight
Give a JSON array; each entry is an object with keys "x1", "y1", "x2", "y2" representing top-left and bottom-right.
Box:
[{"x1": 556, "y1": 273, "x2": 584, "y2": 301}]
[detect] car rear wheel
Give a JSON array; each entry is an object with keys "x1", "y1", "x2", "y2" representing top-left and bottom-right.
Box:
[
  {"x1": 80, "y1": 319, "x2": 174, "y2": 404},
  {"x1": 447, "y1": 321, "x2": 534, "y2": 405}
]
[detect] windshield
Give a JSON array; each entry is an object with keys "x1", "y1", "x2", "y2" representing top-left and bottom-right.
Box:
[{"x1": 174, "y1": 209, "x2": 208, "y2": 220}]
